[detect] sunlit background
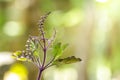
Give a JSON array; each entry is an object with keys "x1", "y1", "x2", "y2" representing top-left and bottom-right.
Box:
[{"x1": 0, "y1": 0, "x2": 120, "y2": 80}]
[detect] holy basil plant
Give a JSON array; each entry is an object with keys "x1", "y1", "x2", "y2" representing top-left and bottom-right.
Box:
[{"x1": 13, "y1": 12, "x2": 81, "y2": 80}]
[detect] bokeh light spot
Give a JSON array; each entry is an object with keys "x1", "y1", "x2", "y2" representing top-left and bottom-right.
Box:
[
  {"x1": 4, "y1": 72, "x2": 20, "y2": 80},
  {"x1": 96, "y1": 0, "x2": 108, "y2": 3},
  {"x1": 3, "y1": 21, "x2": 24, "y2": 37},
  {"x1": 62, "y1": 9, "x2": 83, "y2": 27},
  {"x1": 4, "y1": 63, "x2": 28, "y2": 80},
  {"x1": 54, "y1": 68, "x2": 78, "y2": 80},
  {"x1": 97, "y1": 65, "x2": 111, "y2": 80},
  {"x1": 0, "y1": 52, "x2": 14, "y2": 66}
]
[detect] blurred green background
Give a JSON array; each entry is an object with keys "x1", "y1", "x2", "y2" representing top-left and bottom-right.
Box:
[{"x1": 0, "y1": 0, "x2": 120, "y2": 80}]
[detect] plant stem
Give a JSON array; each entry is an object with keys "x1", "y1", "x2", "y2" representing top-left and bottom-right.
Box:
[
  {"x1": 42, "y1": 48, "x2": 46, "y2": 67},
  {"x1": 37, "y1": 68, "x2": 43, "y2": 80},
  {"x1": 44, "y1": 55, "x2": 55, "y2": 69},
  {"x1": 38, "y1": 36, "x2": 47, "y2": 80}
]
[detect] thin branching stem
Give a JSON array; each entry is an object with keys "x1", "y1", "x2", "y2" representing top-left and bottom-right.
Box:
[
  {"x1": 44, "y1": 55, "x2": 56, "y2": 69},
  {"x1": 38, "y1": 40, "x2": 44, "y2": 49},
  {"x1": 46, "y1": 29, "x2": 56, "y2": 49},
  {"x1": 36, "y1": 57, "x2": 41, "y2": 67}
]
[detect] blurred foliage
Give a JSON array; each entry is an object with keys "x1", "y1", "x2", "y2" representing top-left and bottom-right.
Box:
[{"x1": 1, "y1": 0, "x2": 120, "y2": 80}]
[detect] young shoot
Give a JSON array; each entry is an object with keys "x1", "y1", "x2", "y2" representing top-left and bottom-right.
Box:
[{"x1": 13, "y1": 12, "x2": 81, "y2": 80}]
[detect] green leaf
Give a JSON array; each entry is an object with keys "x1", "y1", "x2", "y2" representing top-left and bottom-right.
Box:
[
  {"x1": 33, "y1": 50, "x2": 39, "y2": 57},
  {"x1": 52, "y1": 42, "x2": 69, "y2": 60},
  {"x1": 17, "y1": 57, "x2": 27, "y2": 61},
  {"x1": 52, "y1": 42, "x2": 62, "y2": 59},
  {"x1": 53, "y1": 56, "x2": 81, "y2": 65},
  {"x1": 12, "y1": 51, "x2": 22, "y2": 58},
  {"x1": 12, "y1": 51, "x2": 31, "y2": 62}
]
